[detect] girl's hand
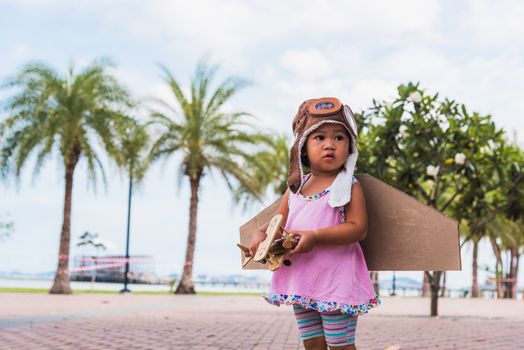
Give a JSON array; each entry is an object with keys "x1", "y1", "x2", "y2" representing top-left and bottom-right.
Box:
[
  {"x1": 289, "y1": 230, "x2": 317, "y2": 254},
  {"x1": 248, "y1": 230, "x2": 267, "y2": 257}
]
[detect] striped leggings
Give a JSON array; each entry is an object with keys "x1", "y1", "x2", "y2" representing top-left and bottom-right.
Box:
[{"x1": 293, "y1": 305, "x2": 358, "y2": 347}]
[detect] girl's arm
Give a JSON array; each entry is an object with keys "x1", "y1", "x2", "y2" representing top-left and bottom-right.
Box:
[
  {"x1": 290, "y1": 183, "x2": 368, "y2": 254},
  {"x1": 248, "y1": 189, "x2": 290, "y2": 257},
  {"x1": 316, "y1": 182, "x2": 368, "y2": 244}
]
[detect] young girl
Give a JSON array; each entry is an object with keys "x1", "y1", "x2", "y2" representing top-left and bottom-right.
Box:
[{"x1": 249, "y1": 97, "x2": 380, "y2": 350}]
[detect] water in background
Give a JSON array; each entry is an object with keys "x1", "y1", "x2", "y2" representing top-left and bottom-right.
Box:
[{"x1": 0, "y1": 278, "x2": 269, "y2": 293}]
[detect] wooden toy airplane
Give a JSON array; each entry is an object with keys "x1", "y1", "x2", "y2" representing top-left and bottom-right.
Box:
[{"x1": 236, "y1": 214, "x2": 299, "y2": 271}]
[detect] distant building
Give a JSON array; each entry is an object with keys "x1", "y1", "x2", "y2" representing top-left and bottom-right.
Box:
[{"x1": 70, "y1": 255, "x2": 161, "y2": 284}]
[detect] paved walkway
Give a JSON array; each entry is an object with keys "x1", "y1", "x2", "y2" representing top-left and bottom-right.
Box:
[{"x1": 1, "y1": 294, "x2": 523, "y2": 349}]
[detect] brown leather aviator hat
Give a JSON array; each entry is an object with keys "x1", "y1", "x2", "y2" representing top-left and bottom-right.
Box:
[{"x1": 288, "y1": 97, "x2": 359, "y2": 208}]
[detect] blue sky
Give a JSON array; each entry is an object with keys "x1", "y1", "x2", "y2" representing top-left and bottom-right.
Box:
[{"x1": 1, "y1": 0, "x2": 524, "y2": 288}]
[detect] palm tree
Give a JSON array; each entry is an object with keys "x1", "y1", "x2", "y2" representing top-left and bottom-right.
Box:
[
  {"x1": 233, "y1": 133, "x2": 290, "y2": 210},
  {"x1": 471, "y1": 143, "x2": 524, "y2": 298},
  {"x1": 487, "y1": 216, "x2": 524, "y2": 298},
  {"x1": 148, "y1": 59, "x2": 265, "y2": 294},
  {"x1": 0, "y1": 60, "x2": 133, "y2": 294},
  {"x1": 258, "y1": 133, "x2": 290, "y2": 196},
  {"x1": 114, "y1": 119, "x2": 150, "y2": 292}
]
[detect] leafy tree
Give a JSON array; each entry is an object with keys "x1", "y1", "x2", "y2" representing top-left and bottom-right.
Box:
[
  {"x1": 357, "y1": 82, "x2": 502, "y2": 315},
  {"x1": 0, "y1": 60, "x2": 133, "y2": 294},
  {"x1": 148, "y1": 58, "x2": 266, "y2": 294}
]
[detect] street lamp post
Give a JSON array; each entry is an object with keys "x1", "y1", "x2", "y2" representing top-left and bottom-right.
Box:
[
  {"x1": 120, "y1": 173, "x2": 133, "y2": 293},
  {"x1": 391, "y1": 271, "x2": 397, "y2": 296}
]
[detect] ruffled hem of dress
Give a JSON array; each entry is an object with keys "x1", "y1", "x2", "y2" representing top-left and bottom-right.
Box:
[{"x1": 263, "y1": 293, "x2": 381, "y2": 316}]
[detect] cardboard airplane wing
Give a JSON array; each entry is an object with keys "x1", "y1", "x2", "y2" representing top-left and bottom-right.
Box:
[{"x1": 239, "y1": 174, "x2": 461, "y2": 271}]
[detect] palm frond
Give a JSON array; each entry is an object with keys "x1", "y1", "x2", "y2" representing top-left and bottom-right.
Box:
[{"x1": 158, "y1": 64, "x2": 190, "y2": 113}]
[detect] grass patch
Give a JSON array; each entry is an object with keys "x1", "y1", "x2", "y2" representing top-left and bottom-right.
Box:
[
  {"x1": 0, "y1": 287, "x2": 262, "y2": 296},
  {"x1": 0, "y1": 287, "x2": 49, "y2": 293},
  {"x1": 196, "y1": 291, "x2": 262, "y2": 296},
  {"x1": 0, "y1": 287, "x2": 122, "y2": 294}
]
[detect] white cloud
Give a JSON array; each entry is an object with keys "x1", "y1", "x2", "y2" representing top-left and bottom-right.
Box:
[
  {"x1": 1, "y1": 44, "x2": 31, "y2": 73},
  {"x1": 110, "y1": 0, "x2": 441, "y2": 44},
  {"x1": 349, "y1": 79, "x2": 398, "y2": 111},
  {"x1": 377, "y1": 47, "x2": 457, "y2": 82},
  {"x1": 46, "y1": 0, "x2": 441, "y2": 72},
  {"x1": 0, "y1": 0, "x2": 59, "y2": 6},
  {"x1": 280, "y1": 49, "x2": 332, "y2": 79},
  {"x1": 466, "y1": 0, "x2": 524, "y2": 48}
]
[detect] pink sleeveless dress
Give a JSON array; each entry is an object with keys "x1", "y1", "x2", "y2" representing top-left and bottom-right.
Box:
[{"x1": 264, "y1": 176, "x2": 380, "y2": 315}]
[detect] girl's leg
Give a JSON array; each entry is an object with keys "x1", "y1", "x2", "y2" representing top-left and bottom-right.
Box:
[
  {"x1": 320, "y1": 310, "x2": 358, "y2": 349},
  {"x1": 329, "y1": 345, "x2": 355, "y2": 350},
  {"x1": 293, "y1": 305, "x2": 328, "y2": 350},
  {"x1": 304, "y1": 336, "x2": 328, "y2": 350},
  {"x1": 328, "y1": 344, "x2": 355, "y2": 350}
]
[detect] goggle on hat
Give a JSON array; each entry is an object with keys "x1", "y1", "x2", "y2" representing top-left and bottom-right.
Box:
[{"x1": 288, "y1": 97, "x2": 359, "y2": 208}]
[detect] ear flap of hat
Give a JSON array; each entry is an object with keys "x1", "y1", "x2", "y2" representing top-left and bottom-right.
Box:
[
  {"x1": 328, "y1": 104, "x2": 359, "y2": 207},
  {"x1": 288, "y1": 99, "x2": 314, "y2": 193},
  {"x1": 328, "y1": 147, "x2": 358, "y2": 207}
]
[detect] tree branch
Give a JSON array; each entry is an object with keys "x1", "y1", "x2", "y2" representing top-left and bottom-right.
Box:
[
  {"x1": 439, "y1": 184, "x2": 465, "y2": 212},
  {"x1": 460, "y1": 202, "x2": 511, "y2": 247},
  {"x1": 413, "y1": 182, "x2": 431, "y2": 204}
]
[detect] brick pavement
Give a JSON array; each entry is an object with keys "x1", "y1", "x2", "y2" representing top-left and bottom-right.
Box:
[{"x1": 1, "y1": 294, "x2": 523, "y2": 349}]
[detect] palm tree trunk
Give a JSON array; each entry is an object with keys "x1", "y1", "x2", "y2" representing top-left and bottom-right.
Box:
[
  {"x1": 489, "y1": 237, "x2": 504, "y2": 298},
  {"x1": 471, "y1": 237, "x2": 480, "y2": 298},
  {"x1": 49, "y1": 162, "x2": 77, "y2": 294},
  {"x1": 175, "y1": 174, "x2": 201, "y2": 294},
  {"x1": 509, "y1": 246, "x2": 519, "y2": 299},
  {"x1": 514, "y1": 253, "x2": 520, "y2": 299}
]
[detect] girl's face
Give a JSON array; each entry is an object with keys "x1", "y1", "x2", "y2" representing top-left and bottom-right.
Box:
[{"x1": 305, "y1": 123, "x2": 350, "y2": 175}]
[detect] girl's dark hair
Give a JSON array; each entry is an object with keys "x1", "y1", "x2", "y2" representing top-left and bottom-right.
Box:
[{"x1": 300, "y1": 143, "x2": 310, "y2": 168}]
